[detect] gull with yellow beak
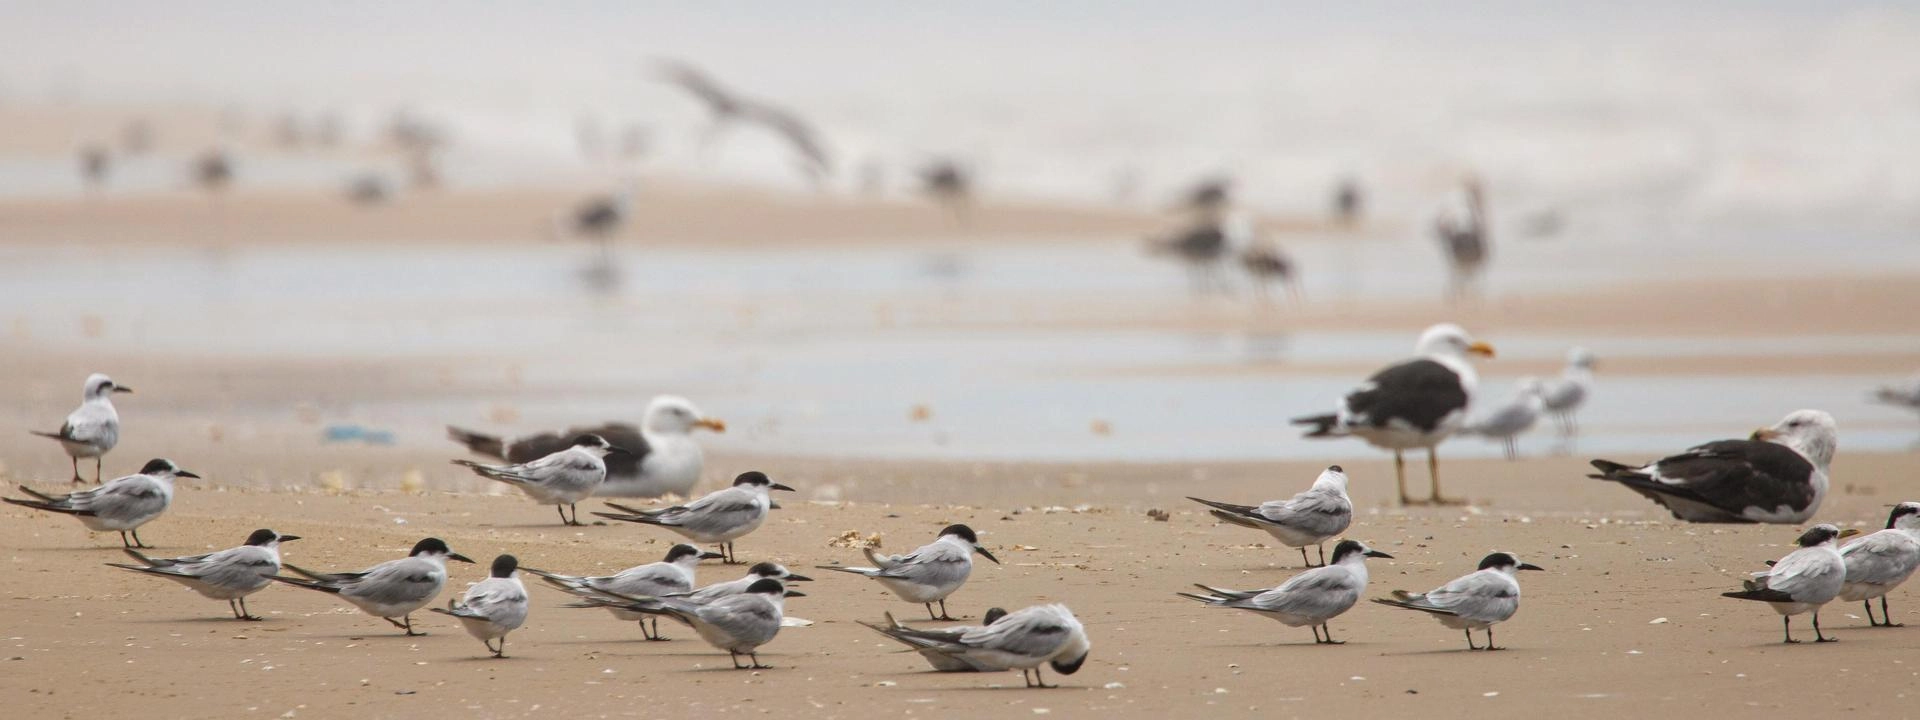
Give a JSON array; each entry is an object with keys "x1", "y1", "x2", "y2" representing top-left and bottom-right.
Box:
[
  {"x1": 449, "y1": 395, "x2": 725, "y2": 498},
  {"x1": 1293, "y1": 324, "x2": 1495, "y2": 505},
  {"x1": 1589, "y1": 410, "x2": 1835, "y2": 523}
]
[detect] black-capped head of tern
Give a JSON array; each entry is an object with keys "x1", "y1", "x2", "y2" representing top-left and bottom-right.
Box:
[
  {"x1": 667, "y1": 543, "x2": 726, "y2": 563},
  {"x1": 749, "y1": 561, "x2": 811, "y2": 582},
  {"x1": 246, "y1": 528, "x2": 299, "y2": 545},
  {"x1": 139, "y1": 458, "x2": 200, "y2": 479},
  {"x1": 940, "y1": 523, "x2": 1000, "y2": 564},
  {"x1": 732, "y1": 471, "x2": 795, "y2": 492},
  {"x1": 1478, "y1": 552, "x2": 1544, "y2": 572},
  {"x1": 411, "y1": 537, "x2": 475, "y2": 564}
]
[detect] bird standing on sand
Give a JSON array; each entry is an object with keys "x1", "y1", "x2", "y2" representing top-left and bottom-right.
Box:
[
  {"x1": 31, "y1": 373, "x2": 132, "y2": 483},
  {"x1": 451, "y1": 433, "x2": 628, "y2": 525},
  {"x1": 194, "y1": 149, "x2": 233, "y2": 196},
  {"x1": 448, "y1": 395, "x2": 724, "y2": 499},
  {"x1": 818, "y1": 524, "x2": 1000, "y2": 621},
  {"x1": 1588, "y1": 409, "x2": 1836, "y2": 523},
  {"x1": 4, "y1": 458, "x2": 196, "y2": 548},
  {"x1": 861, "y1": 608, "x2": 1011, "y2": 671},
  {"x1": 1372, "y1": 552, "x2": 1542, "y2": 650},
  {"x1": 528, "y1": 543, "x2": 723, "y2": 640},
  {"x1": 1467, "y1": 377, "x2": 1545, "y2": 460},
  {"x1": 104, "y1": 528, "x2": 295, "y2": 620},
  {"x1": 598, "y1": 578, "x2": 803, "y2": 669},
  {"x1": 1239, "y1": 239, "x2": 1298, "y2": 304},
  {"x1": 270, "y1": 537, "x2": 475, "y2": 636},
  {"x1": 1839, "y1": 502, "x2": 1920, "y2": 627},
  {"x1": 920, "y1": 159, "x2": 973, "y2": 225},
  {"x1": 859, "y1": 603, "x2": 1090, "y2": 688},
  {"x1": 1540, "y1": 347, "x2": 1596, "y2": 441},
  {"x1": 1293, "y1": 324, "x2": 1495, "y2": 505},
  {"x1": 557, "y1": 177, "x2": 640, "y2": 245},
  {"x1": 1433, "y1": 176, "x2": 1489, "y2": 301},
  {"x1": 1723, "y1": 524, "x2": 1855, "y2": 643},
  {"x1": 1187, "y1": 465, "x2": 1352, "y2": 567},
  {"x1": 1333, "y1": 178, "x2": 1363, "y2": 226},
  {"x1": 594, "y1": 471, "x2": 794, "y2": 563},
  {"x1": 1179, "y1": 539, "x2": 1392, "y2": 644},
  {"x1": 431, "y1": 554, "x2": 529, "y2": 658}
]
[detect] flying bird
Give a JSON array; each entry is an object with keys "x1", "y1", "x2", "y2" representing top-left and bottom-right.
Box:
[
  {"x1": 30, "y1": 372, "x2": 132, "y2": 483},
  {"x1": 4, "y1": 458, "x2": 196, "y2": 548},
  {"x1": 448, "y1": 395, "x2": 724, "y2": 498},
  {"x1": 818, "y1": 524, "x2": 1000, "y2": 620},
  {"x1": 1589, "y1": 409, "x2": 1836, "y2": 523},
  {"x1": 451, "y1": 433, "x2": 628, "y2": 525},
  {"x1": 105, "y1": 528, "x2": 297, "y2": 620},
  {"x1": 1187, "y1": 465, "x2": 1352, "y2": 567},
  {"x1": 1179, "y1": 539, "x2": 1392, "y2": 644},
  {"x1": 655, "y1": 60, "x2": 832, "y2": 185},
  {"x1": 1372, "y1": 552, "x2": 1542, "y2": 650},
  {"x1": 1293, "y1": 324, "x2": 1495, "y2": 505},
  {"x1": 1724, "y1": 524, "x2": 1855, "y2": 643}
]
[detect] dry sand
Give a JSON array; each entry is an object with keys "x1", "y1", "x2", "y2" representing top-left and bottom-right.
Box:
[{"x1": 4, "y1": 451, "x2": 1920, "y2": 719}]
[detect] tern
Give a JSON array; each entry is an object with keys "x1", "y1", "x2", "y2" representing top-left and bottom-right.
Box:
[
  {"x1": 1179, "y1": 539, "x2": 1392, "y2": 644},
  {"x1": 1294, "y1": 324, "x2": 1495, "y2": 505},
  {"x1": 597, "y1": 578, "x2": 803, "y2": 669},
  {"x1": 860, "y1": 607, "x2": 1012, "y2": 671},
  {"x1": 594, "y1": 471, "x2": 793, "y2": 563},
  {"x1": 30, "y1": 373, "x2": 132, "y2": 484},
  {"x1": 5, "y1": 458, "x2": 197, "y2": 548},
  {"x1": 1840, "y1": 502, "x2": 1920, "y2": 627},
  {"x1": 105, "y1": 528, "x2": 297, "y2": 620},
  {"x1": 431, "y1": 554, "x2": 529, "y2": 657},
  {"x1": 526, "y1": 543, "x2": 723, "y2": 640},
  {"x1": 1724, "y1": 524, "x2": 1856, "y2": 643},
  {"x1": 1188, "y1": 465, "x2": 1353, "y2": 567},
  {"x1": 818, "y1": 524, "x2": 999, "y2": 620},
  {"x1": 1372, "y1": 552, "x2": 1543, "y2": 650},
  {"x1": 270, "y1": 537, "x2": 475, "y2": 636},
  {"x1": 860, "y1": 603, "x2": 1090, "y2": 688},
  {"x1": 452, "y1": 433, "x2": 629, "y2": 525}
]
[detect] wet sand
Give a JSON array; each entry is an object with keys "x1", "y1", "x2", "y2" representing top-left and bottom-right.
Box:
[{"x1": 4, "y1": 451, "x2": 1919, "y2": 719}]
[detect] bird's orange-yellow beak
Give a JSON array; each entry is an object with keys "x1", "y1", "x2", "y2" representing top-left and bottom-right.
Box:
[
  {"x1": 1467, "y1": 341, "x2": 1496, "y2": 358},
  {"x1": 694, "y1": 417, "x2": 727, "y2": 433},
  {"x1": 1751, "y1": 427, "x2": 1781, "y2": 441},
  {"x1": 1840, "y1": 528, "x2": 1862, "y2": 539}
]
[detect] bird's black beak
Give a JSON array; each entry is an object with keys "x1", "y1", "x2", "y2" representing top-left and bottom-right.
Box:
[
  {"x1": 175, "y1": 470, "x2": 202, "y2": 479},
  {"x1": 449, "y1": 553, "x2": 476, "y2": 564},
  {"x1": 698, "y1": 551, "x2": 727, "y2": 561},
  {"x1": 112, "y1": 386, "x2": 134, "y2": 394},
  {"x1": 1365, "y1": 549, "x2": 1394, "y2": 559},
  {"x1": 607, "y1": 446, "x2": 635, "y2": 457},
  {"x1": 1517, "y1": 562, "x2": 1545, "y2": 571},
  {"x1": 769, "y1": 483, "x2": 796, "y2": 492},
  {"x1": 784, "y1": 573, "x2": 814, "y2": 582},
  {"x1": 975, "y1": 545, "x2": 1002, "y2": 565},
  {"x1": 279, "y1": 535, "x2": 301, "y2": 542},
  {"x1": 784, "y1": 589, "x2": 807, "y2": 598}
]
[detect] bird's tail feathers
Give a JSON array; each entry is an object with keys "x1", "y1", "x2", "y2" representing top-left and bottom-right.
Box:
[
  {"x1": 1721, "y1": 588, "x2": 1796, "y2": 603},
  {"x1": 268, "y1": 575, "x2": 341, "y2": 593},
  {"x1": 1291, "y1": 414, "x2": 1342, "y2": 438},
  {"x1": 446, "y1": 427, "x2": 508, "y2": 461}
]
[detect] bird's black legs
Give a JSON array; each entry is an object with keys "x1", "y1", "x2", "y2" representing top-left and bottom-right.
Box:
[
  {"x1": 640, "y1": 617, "x2": 669, "y2": 641},
  {"x1": 1298, "y1": 547, "x2": 1322, "y2": 568},
  {"x1": 1024, "y1": 667, "x2": 1056, "y2": 688},
  {"x1": 1317, "y1": 544, "x2": 1327, "y2": 566},
  {"x1": 1464, "y1": 629, "x2": 1480, "y2": 650},
  {"x1": 558, "y1": 504, "x2": 584, "y2": 526},
  {"x1": 234, "y1": 597, "x2": 261, "y2": 621},
  {"x1": 119, "y1": 531, "x2": 133, "y2": 548},
  {"x1": 129, "y1": 528, "x2": 152, "y2": 549},
  {"x1": 729, "y1": 651, "x2": 771, "y2": 670},
  {"x1": 70, "y1": 458, "x2": 83, "y2": 484},
  {"x1": 95, "y1": 457, "x2": 104, "y2": 484},
  {"x1": 1865, "y1": 600, "x2": 1883, "y2": 627},
  {"x1": 1393, "y1": 451, "x2": 1409, "y2": 505},
  {"x1": 1883, "y1": 597, "x2": 1903, "y2": 627},
  {"x1": 936, "y1": 599, "x2": 956, "y2": 621},
  {"x1": 717, "y1": 542, "x2": 740, "y2": 564},
  {"x1": 1813, "y1": 612, "x2": 1837, "y2": 643},
  {"x1": 1483, "y1": 627, "x2": 1500, "y2": 651},
  {"x1": 925, "y1": 603, "x2": 939, "y2": 621},
  {"x1": 489, "y1": 636, "x2": 507, "y2": 658},
  {"x1": 1782, "y1": 615, "x2": 1799, "y2": 644},
  {"x1": 386, "y1": 615, "x2": 425, "y2": 636},
  {"x1": 1502, "y1": 438, "x2": 1517, "y2": 461},
  {"x1": 1315, "y1": 624, "x2": 1343, "y2": 645}
]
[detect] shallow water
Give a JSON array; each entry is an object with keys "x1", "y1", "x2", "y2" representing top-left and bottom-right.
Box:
[{"x1": 5, "y1": 240, "x2": 1916, "y2": 462}]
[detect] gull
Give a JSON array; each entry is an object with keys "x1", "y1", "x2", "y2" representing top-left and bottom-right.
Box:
[
  {"x1": 1372, "y1": 552, "x2": 1543, "y2": 650},
  {"x1": 594, "y1": 471, "x2": 793, "y2": 564},
  {"x1": 448, "y1": 395, "x2": 725, "y2": 498},
  {"x1": 1839, "y1": 502, "x2": 1920, "y2": 627},
  {"x1": 597, "y1": 578, "x2": 803, "y2": 669},
  {"x1": 859, "y1": 603, "x2": 1090, "y2": 688},
  {"x1": 655, "y1": 60, "x2": 832, "y2": 186},
  {"x1": 818, "y1": 524, "x2": 1000, "y2": 620},
  {"x1": 1724, "y1": 524, "x2": 1856, "y2": 643},
  {"x1": 1540, "y1": 347, "x2": 1596, "y2": 439},
  {"x1": 30, "y1": 373, "x2": 132, "y2": 484},
  {"x1": 104, "y1": 528, "x2": 297, "y2": 620},
  {"x1": 1178, "y1": 539, "x2": 1392, "y2": 644},
  {"x1": 860, "y1": 607, "x2": 1011, "y2": 671},
  {"x1": 451, "y1": 433, "x2": 629, "y2": 525},
  {"x1": 526, "y1": 543, "x2": 723, "y2": 640},
  {"x1": 4, "y1": 458, "x2": 196, "y2": 548},
  {"x1": 270, "y1": 537, "x2": 475, "y2": 636},
  {"x1": 430, "y1": 554, "x2": 529, "y2": 658},
  {"x1": 1187, "y1": 465, "x2": 1353, "y2": 567},
  {"x1": 1466, "y1": 377, "x2": 1545, "y2": 460},
  {"x1": 1294, "y1": 324, "x2": 1496, "y2": 505},
  {"x1": 1589, "y1": 409, "x2": 1836, "y2": 523}
]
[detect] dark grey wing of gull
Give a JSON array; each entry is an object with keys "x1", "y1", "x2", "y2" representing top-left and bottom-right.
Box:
[
  {"x1": 740, "y1": 102, "x2": 832, "y2": 180},
  {"x1": 1340, "y1": 358, "x2": 1469, "y2": 433},
  {"x1": 655, "y1": 60, "x2": 744, "y2": 119},
  {"x1": 1589, "y1": 439, "x2": 1817, "y2": 523}
]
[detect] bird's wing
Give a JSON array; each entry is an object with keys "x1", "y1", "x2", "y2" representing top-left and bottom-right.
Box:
[
  {"x1": 460, "y1": 579, "x2": 529, "y2": 619},
  {"x1": 1843, "y1": 532, "x2": 1920, "y2": 585},
  {"x1": 1242, "y1": 568, "x2": 1361, "y2": 617},
  {"x1": 79, "y1": 476, "x2": 166, "y2": 518},
  {"x1": 1766, "y1": 548, "x2": 1844, "y2": 597},
  {"x1": 693, "y1": 595, "x2": 779, "y2": 639},
  {"x1": 62, "y1": 406, "x2": 114, "y2": 444},
  {"x1": 874, "y1": 545, "x2": 966, "y2": 584},
  {"x1": 959, "y1": 607, "x2": 1071, "y2": 658},
  {"x1": 1257, "y1": 488, "x2": 1351, "y2": 535},
  {"x1": 341, "y1": 559, "x2": 440, "y2": 605},
  {"x1": 1340, "y1": 359, "x2": 1469, "y2": 432},
  {"x1": 1591, "y1": 440, "x2": 1817, "y2": 520}
]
